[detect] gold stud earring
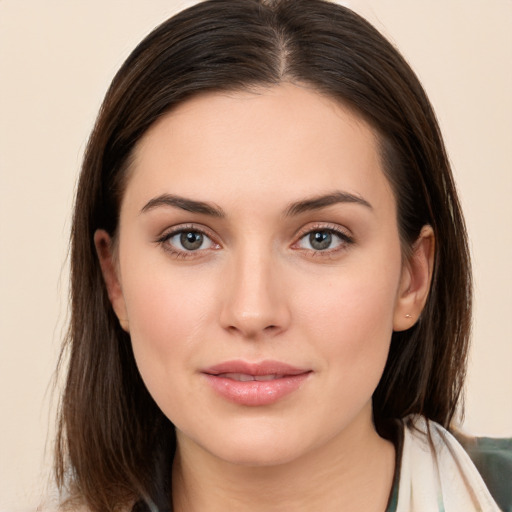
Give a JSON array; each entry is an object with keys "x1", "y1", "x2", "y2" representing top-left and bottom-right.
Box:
[{"x1": 405, "y1": 314, "x2": 412, "y2": 319}]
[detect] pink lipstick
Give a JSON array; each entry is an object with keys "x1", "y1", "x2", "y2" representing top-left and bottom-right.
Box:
[{"x1": 202, "y1": 360, "x2": 311, "y2": 406}]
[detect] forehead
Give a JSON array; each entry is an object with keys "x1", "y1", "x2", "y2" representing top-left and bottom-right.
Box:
[{"x1": 124, "y1": 83, "x2": 394, "y2": 216}]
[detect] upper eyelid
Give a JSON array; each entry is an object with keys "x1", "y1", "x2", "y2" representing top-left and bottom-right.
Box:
[
  {"x1": 157, "y1": 223, "x2": 218, "y2": 242},
  {"x1": 157, "y1": 225, "x2": 220, "y2": 257},
  {"x1": 293, "y1": 222, "x2": 353, "y2": 239},
  {"x1": 155, "y1": 222, "x2": 353, "y2": 248}
]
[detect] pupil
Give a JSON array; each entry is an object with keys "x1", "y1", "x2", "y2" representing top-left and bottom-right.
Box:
[
  {"x1": 181, "y1": 231, "x2": 203, "y2": 250},
  {"x1": 310, "y1": 231, "x2": 332, "y2": 250}
]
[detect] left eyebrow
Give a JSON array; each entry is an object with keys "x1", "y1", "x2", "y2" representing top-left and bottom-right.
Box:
[
  {"x1": 284, "y1": 191, "x2": 373, "y2": 216},
  {"x1": 140, "y1": 193, "x2": 225, "y2": 217}
]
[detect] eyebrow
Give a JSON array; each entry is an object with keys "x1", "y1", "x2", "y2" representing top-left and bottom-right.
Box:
[
  {"x1": 284, "y1": 191, "x2": 372, "y2": 216},
  {"x1": 140, "y1": 194, "x2": 225, "y2": 217},
  {"x1": 140, "y1": 190, "x2": 371, "y2": 218}
]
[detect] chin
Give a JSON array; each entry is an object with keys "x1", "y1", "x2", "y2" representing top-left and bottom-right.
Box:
[
  {"x1": 213, "y1": 440, "x2": 305, "y2": 467},
  {"x1": 194, "y1": 422, "x2": 321, "y2": 468}
]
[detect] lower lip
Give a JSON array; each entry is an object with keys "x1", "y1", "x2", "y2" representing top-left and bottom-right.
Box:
[{"x1": 203, "y1": 373, "x2": 311, "y2": 406}]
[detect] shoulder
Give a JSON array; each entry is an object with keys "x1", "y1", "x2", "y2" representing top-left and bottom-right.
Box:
[
  {"x1": 406, "y1": 416, "x2": 512, "y2": 511},
  {"x1": 397, "y1": 415, "x2": 507, "y2": 511},
  {"x1": 455, "y1": 431, "x2": 512, "y2": 512}
]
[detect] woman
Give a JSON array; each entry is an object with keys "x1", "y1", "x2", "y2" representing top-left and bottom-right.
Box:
[{"x1": 53, "y1": 0, "x2": 509, "y2": 511}]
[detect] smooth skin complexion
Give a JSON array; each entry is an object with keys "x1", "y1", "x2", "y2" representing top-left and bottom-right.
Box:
[{"x1": 95, "y1": 83, "x2": 434, "y2": 512}]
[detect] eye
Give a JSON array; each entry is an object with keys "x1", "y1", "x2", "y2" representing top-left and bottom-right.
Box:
[
  {"x1": 295, "y1": 228, "x2": 353, "y2": 252},
  {"x1": 159, "y1": 228, "x2": 217, "y2": 254}
]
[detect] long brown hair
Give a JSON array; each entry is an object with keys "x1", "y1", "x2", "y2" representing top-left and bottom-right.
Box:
[{"x1": 55, "y1": 0, "x2": 472, "y2": 510}]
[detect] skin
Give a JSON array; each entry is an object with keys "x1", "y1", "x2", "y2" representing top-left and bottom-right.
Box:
[{"x1": 96, "y1": 83, "x2": 434, "y2": 511}]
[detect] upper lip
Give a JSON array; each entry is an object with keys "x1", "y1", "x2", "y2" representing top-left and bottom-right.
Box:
[{"x1": 202, "y1": 360, "x2": 311, "y2": 377}]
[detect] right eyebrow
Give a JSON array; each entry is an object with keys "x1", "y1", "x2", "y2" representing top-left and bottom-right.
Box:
[
  {"x1": 284, "y1": 191, "x2": 373, "y2": 217},
  {"x1": 140, "y1": 193, "x2": 225, "y2": 218}
]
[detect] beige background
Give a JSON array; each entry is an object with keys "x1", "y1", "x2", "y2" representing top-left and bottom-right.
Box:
[{"x1": 0, "y1": 0, "x2": 511, "y2": 510}]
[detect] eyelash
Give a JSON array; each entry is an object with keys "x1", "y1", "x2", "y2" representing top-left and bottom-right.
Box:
[
  {"x1": 156, "y1": 224, "x2": 220, "y2": 259},
  {"x1": 156, "y1": 223, "x2": 354, "y2": 259},
  {"x1": 293, "y1": 223, "x2": 354, "y2": 256}
]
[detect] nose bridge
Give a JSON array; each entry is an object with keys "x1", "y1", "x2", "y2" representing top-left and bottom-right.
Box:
[{"x1": 220, "y1": 239, "x2": 290, "y2": 338}]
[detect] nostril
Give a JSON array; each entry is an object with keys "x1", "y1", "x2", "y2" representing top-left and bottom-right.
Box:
[{"x1": 225, "y1": 323, "x2": 280, "y2": 338}]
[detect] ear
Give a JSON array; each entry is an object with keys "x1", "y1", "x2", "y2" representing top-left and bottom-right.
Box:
[
  {"x1": 94, "y1": 229, "x2": 130, "y2": 332},
  {"x1": 393, "y1": 225, "x2": 435, "y2": 331}
]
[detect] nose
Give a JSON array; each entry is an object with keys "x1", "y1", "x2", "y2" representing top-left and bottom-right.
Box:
[{"x1": 219, "y1": 247, "x2": 291, "y2": 339}]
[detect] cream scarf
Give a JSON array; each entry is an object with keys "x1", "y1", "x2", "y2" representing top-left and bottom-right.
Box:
[{"x1": 396, "y1": 416, "x2": 502, "y2": 511}]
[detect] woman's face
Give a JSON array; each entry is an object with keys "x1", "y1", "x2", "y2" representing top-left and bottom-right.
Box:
[{"x1": 98, "y1": 83, "x2": 428, "y2": 466}]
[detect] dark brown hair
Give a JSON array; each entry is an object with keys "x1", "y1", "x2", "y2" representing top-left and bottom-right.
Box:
[{"x1": 55, "y1": 0, "x2": 472, "y2": 510}]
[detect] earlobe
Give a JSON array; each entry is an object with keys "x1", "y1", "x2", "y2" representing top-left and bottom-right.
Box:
[
  {"x1": 393, "y1": 225, "x2": 435, "y2": 332},
  {"x1": 94, "y1": 229, "x2": 130, "y2": 332}
]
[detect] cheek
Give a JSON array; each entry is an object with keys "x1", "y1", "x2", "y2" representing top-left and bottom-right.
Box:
[
  {"x1": 297, "y1": 262, "x2": 400, "y2": 343},
  {"x1": 294, "y1": 272, "x2": 398, "y2": 427},
  {"x1": 294, "y1": 257, "x2": 401, "y2": 388},
  {"x1": 120, "y1": 262, "x2": 219, "y2": 406},
  {"x1": 120, "y1": 233, "x2": 217, "y2": 344}
]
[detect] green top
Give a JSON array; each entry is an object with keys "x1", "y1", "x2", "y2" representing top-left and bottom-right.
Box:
[
  {"x1": 385, "y1": 425, "x2": 512, "y2": 512},
  {"x1": 457, "y1": 435, "x2": 512, "y2": 512}
]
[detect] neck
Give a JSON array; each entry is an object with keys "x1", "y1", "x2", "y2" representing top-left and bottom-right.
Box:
[{"x1": 171, "y1": 410, "x2": 396, "y2": 512}]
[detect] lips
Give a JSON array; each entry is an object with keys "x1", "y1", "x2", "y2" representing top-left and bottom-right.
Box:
[
  {"x1": 217, "y1": 373, "x2": 287, "y2": 381},
  {"x1": 202, "y1": 360, "x2": 312, "y2": 406}
]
